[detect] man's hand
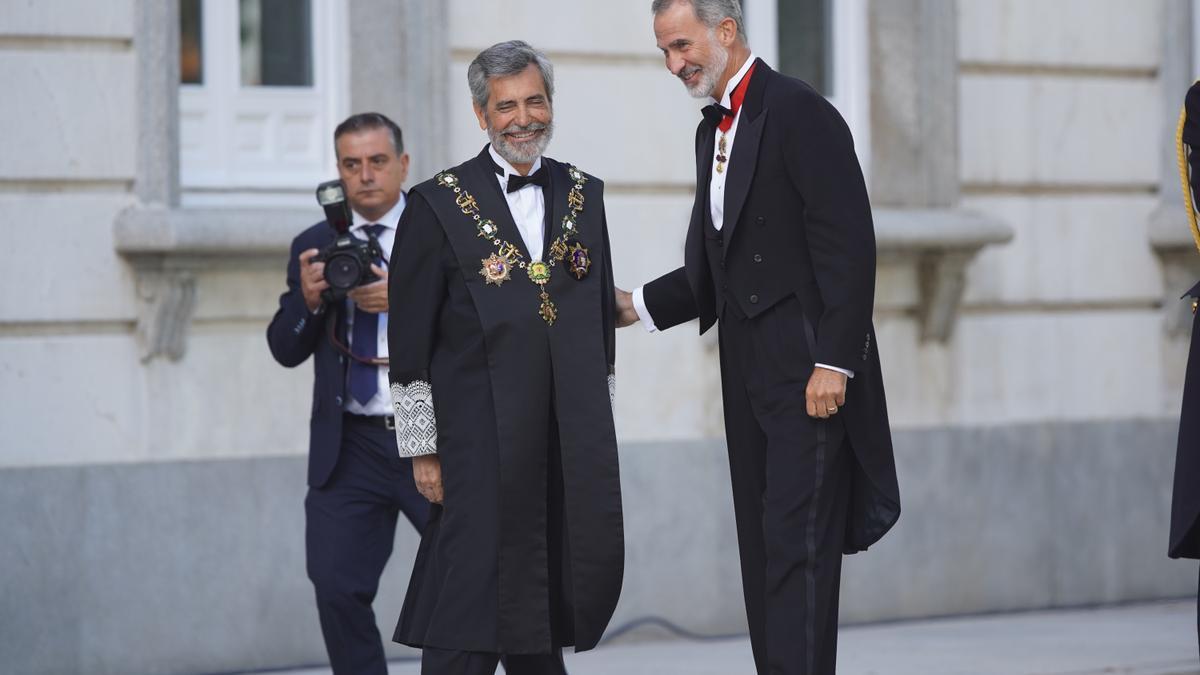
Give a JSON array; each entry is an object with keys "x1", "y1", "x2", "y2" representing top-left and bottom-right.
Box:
[
  {"x1": 615, "y1": 287, "x2": 640, "y2": 328},
  {"x1": 412, "y1": 455, "x2": 443, "y2": 504},
  {"x1": 347, "y1": 264, "x2": 389, "y2": 313},
  {"x1": 299, "y1": 248, "x2": 328, "y2": 312},
  {"x1": 805, "y1": 367, "x2": 847, "y2": 419}
]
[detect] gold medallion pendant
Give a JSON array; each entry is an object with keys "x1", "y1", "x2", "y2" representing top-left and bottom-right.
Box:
[
  {"x1": 538, "y1": 293, "x2": 558, "y2": 325},
  {"x1": 527, "y1": 261, "x2": 556, "y2": 325},
  {"x1": 527, "y1": 261, "x2": 551, "y2": 284},
  {"x1": 479, "y1": 253, "x2": 513, "y2": 286},
  {"x1": 566, "y1": 242, "x2": 591, "y2": 280}
]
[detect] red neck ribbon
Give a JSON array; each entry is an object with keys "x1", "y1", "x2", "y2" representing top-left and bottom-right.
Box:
[{"x1": 719, "y1": 61, "x2": 757, "y2": 133}]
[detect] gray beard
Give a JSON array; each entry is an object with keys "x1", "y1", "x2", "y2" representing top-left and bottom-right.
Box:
[
  {"x1": 682, "y1": 35, "x2": 730, "y2": 99},
  {"x1": 488, "y1": 120, "x2": 554, "y2": 167}
]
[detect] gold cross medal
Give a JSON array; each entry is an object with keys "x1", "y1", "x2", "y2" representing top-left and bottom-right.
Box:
[
  {"x1": 566, "y1": 242, "x2": 591, "y2": 280},
  {"x1": 479, "y1": 252, "x2": 513, "y2": 286},
  {"x1": 715, "y1": 134, "x2": 729, "y2": 174},
  {"x1": 528, "y1": 261, "x2": 557, "y2": 325}
]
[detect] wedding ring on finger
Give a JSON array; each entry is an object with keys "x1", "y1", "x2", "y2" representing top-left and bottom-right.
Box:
[{"x1": 827, "y1": 406, "x2": 838, "y2": 414}]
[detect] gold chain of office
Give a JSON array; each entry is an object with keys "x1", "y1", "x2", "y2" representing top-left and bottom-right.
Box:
[
  {"x1": 1175, "y1": 84, "x2": 1200, "y2": 314},
  {"x1": 435, "y1": 166, "x2": 590, "y2": 326}
]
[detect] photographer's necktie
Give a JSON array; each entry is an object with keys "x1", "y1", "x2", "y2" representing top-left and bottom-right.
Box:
[{"x1": 348, "y1": 224, "x2": 386, "y2": 406}]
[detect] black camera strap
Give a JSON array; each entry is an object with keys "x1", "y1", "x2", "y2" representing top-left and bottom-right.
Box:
[
  {"x1": 325, "y1": 306, "x2": 389, "y2": 368},
  {"x1": 360, "y1": 228, "x2": 390, "y2": 266}
]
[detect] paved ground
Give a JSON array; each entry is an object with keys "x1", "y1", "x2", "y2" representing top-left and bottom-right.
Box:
[{"x1": 259, "y1": 600, "x2": 1198, "y2": 675}]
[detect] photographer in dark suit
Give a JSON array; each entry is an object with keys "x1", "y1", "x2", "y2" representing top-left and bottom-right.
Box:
[{"x1": 267, "y1": 112, "x2": 430, "y2": 675}]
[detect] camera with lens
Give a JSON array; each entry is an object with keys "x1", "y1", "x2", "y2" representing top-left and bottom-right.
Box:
[{"x1": 313, "y1": 179, "x2": 384, "y2": 304}]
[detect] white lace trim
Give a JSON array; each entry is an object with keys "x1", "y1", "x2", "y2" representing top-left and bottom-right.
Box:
[
  {"x1": 390, "y1": 380, "x2": 437, "y2": 457},
  {"x1": 608, "y1": 373, "x2": 616, "y2": 411}
]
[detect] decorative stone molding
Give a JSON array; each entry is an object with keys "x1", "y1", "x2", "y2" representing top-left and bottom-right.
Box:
[
  {"x1": 115, "y1": 206, "x2": 311, "y2": 360},
  {"x1": 875, "y1": 208, "x2": 1013, "y2": 342},
  {"x1": 864, "y1": 1, "x2": 1013, "y2": 342},
  {"x1": 1150, "y1": 203, "x2": 1200, "y2": 337},
  {"x1": 132, "y1": 268, "x2": 195, "y2": 362},
  {"x1": 116, "y1": 0, "x2": 450, "y2": 362},
  {"x1": 1150, "y1": 0, "x2": 1199, "y2": 337}
]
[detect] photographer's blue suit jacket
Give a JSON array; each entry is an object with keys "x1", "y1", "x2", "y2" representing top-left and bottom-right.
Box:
[{"x1": 266, "y1": 220, "x2": 351, "y2": 488}]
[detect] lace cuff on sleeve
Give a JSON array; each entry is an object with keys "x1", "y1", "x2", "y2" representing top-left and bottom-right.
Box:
[{"x1": 390, "y1": 380, "x2": 437, "y2": 457}]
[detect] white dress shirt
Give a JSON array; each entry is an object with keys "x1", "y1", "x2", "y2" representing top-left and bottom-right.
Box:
[
  {"x1": 489, "y1": 144, "x2": 546, "y2": 262},
  {"x1": 344, "y1": 193, "x2": 406, "y2": 416},
  {"x1": 631, "y1": 54, "x2": 853, "y2": 378},
  {"x1": 708, "y1": 52, "x2": 756, "y2": 232}
]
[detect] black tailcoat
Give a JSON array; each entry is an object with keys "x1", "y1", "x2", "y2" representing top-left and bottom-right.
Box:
[
  {"x1": 1169, "y1": 81, "x2": 1200, "y2": 560},
  {"x1": 386, "y1": 148, "x2": 623, "y2": 654},
  {"x1": 644, "y1": 60, "x2": 900, "y2": 552}
]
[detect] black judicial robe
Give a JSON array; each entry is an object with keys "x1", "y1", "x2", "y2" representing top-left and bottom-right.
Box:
[
  {"x1": 386, "y1": 147, "x2": 623, "y2": 654},
  {"x1": 1171, "y1": 281, "x2": 1200, "y2": 560},
  {"x1": 1169, "y1": 81, "x2": 1200, "y2": 560}
]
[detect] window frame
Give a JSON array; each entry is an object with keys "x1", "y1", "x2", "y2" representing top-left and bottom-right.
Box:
[
  {"x1": 1193, "y1": 0, "x2": 1200, "y2": 76},
  {"x1": 178, "y1": 0, "x2": 349, "y2": 205},
  {"x1": 741, "y1": 0, "x2": 871, "y2": 172}
]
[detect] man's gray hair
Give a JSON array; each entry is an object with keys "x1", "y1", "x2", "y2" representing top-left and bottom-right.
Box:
[
  {"x1": 467, "y1": 40, "x2": 555, "y2": 109},
  {"x1": 651, "y1": 0, "x2": 748, "y2": 44}
]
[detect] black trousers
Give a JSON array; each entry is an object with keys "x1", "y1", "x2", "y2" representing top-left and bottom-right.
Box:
[
  {"x1": 306, "y1": 415, "x2": 431, "y2": 675},
  {"x1": 718, "y1": 299, "x2": 853, "y2": 675},
  {"x1": 421, "y1": 647, "x2": 567, "y2": 675}
]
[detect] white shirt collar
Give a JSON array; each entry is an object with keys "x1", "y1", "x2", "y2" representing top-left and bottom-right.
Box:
[
  {"x1": 712, "y1": 52, "x2": 758, "y2": 109},
  {"x1": 488, "y1": 144, "x2": 543, "y2": 184},
  {"x1": 351, "y1": 192, "x2": 406, "y2": 231}
]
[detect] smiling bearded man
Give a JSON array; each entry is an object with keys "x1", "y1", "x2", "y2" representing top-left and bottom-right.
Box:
[
  {"x1": 386, "y1": 40, "x2": 623, "y2": 675},
  {"x1": 614, "y1": 1, "x2": 902, "y2": 674}
]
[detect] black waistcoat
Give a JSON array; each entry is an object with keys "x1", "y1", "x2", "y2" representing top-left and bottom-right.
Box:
[{"x1": 702, "y1": 179, "x2": 748, "y2": 321}]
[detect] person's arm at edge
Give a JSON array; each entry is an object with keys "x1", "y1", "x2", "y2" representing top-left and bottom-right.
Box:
[{"x1": 266, "y1": 231, "x2": 326, "y2": 368}]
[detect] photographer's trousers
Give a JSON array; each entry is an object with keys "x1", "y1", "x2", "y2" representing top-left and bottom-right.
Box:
[
  {"x1": 306, "y1": 418, "x2": 429, "y2": 675},
  {"x1": 718, "y1": 297, "x2": 852, "y2": 675}
]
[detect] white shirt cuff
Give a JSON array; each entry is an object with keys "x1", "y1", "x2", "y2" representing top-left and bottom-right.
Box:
[
  {"x1": 815, "y1": 363, "x2": 855, "y2": 379},
  {"x1": 632, "y1": 286, "x2": 659, "y2": 333}
]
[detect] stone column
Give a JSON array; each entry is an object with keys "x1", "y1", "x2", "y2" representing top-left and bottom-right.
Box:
[
  {"x1": 349, "y1": 0, "x2": 450, "y2": 183},
  {"x1": 134, "y1": 0, "x2": 180, "y2": 207},
  {"x1": 868, "y1": 0, "x2": 959, "y2": 208}
]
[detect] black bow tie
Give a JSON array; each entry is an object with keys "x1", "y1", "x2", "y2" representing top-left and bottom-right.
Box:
[
  {"x1": 504, "y1": 167, "x2": 549, "y2": 194},
  {"x1": 702, "y1": 103, "x2": 733, "y2": 128}
]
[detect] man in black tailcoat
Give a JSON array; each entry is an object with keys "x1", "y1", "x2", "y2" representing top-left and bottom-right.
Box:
[
  {"x1": 1170, "y1": 79, "x2": 1200, "y2": 656},
  {"x1": 615, "y1": 1, "x2": 901, "y2": 673},
  {"x1": 387, "y1": 41, "x2": 623, "y2": 675}
]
